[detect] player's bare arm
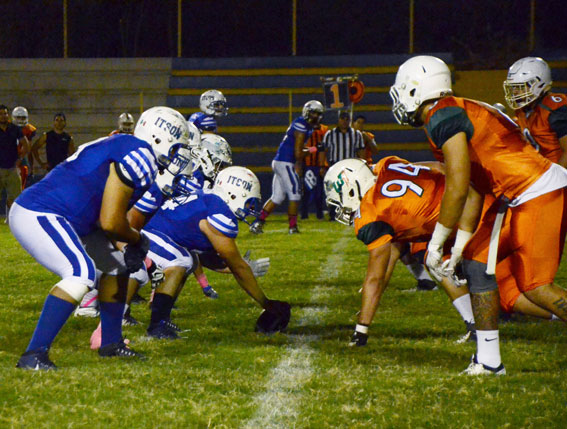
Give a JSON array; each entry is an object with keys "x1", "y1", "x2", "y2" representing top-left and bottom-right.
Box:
[
  {"x1": 557, "y1": 135, "x2": 567, "y2": 168},
  {"x1": 199, "y1": 219, "x2": 268, "y2": 308},
  {"x1": 438, "y1": 132, "x2": 471, "y2": 228},
  {"x1": 31, "y1": 133, "x2": 49, "y2": 170},
  {"x1": 99, "y1": 164, "x2": 141, "y2": 245}
]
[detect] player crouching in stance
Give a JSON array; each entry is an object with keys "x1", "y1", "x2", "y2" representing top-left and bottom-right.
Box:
[
  {"x1": 390, "y1": 56, "x2": 567, "y2": 375},
  {"x1": 140, "y1": 166, "x2": 289, "y2": 339},
  {"x1": 10, "y1": 106, "x2": 193, "y2": 370}
]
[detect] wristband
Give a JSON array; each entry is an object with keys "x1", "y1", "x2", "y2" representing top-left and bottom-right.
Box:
[
  {"x1": 452, "y1": 229, "x2": 473, "y2": 254},
  {"x1": 429, "y1": 222, "x2": 452, "y2": 248},
  {"x1": 355, "y1": 323, "x2": 369, "y2": 334}
]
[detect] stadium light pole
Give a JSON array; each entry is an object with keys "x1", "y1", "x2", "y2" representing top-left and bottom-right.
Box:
[
  {"x1": 177, "y1": 0, "x2": 182, "y2": 57},
  {"x1": 292, "y1": 0, "x2": 297, "y2": 56},
  {"x1": 408, "y1": 0, "x2": 414, "y2": 54},
  {"x1": 529, "y1": 0, "x2": 535, "y2": 51},
  {"x1": 63, "y1": 0, "x2": 68, "y2": 58}
]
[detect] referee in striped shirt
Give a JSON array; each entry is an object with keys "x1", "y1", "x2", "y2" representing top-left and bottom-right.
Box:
[
  {"x1": 319, "y1": 111, "x2": 365, "y2": 220},
  {"x1": 320, "y1": 111, "x2": 365, "y2": 166}
]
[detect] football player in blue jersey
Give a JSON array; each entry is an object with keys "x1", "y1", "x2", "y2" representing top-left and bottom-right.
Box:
[
  {"x1": 10, "y1": 106, "x2": 192, "y2": 370},
  {"x1": 141, "y1": 166, "x2": 288, "y2": 339},
  {"x1": 126, "y1": 132, "x2": 233, "y2": 301},
  {"x1": 250, "y1": 100, "x2": 324, "y2": 234},
  {"x1": 188, "y1": 90, "x2": 228, "y2": 133}
]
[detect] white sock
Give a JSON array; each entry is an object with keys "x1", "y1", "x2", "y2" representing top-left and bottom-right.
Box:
[
  {"x1": 551, "y1": 314, "x2": 561, "y2": 321},
  {"x1": 452, "y1": 294, "x2": 475, "y2": 324},
  {"x1": 123, "y1": 304, "x2": 130, "y2": 317},
  {"x1": 476, "y1": 330, "x2": 501, "y2": 368}
]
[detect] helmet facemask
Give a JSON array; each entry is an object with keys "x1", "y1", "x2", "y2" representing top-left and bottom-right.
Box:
[{"x1": 12, "y1": 106, "x2": 29, "y2": 127}]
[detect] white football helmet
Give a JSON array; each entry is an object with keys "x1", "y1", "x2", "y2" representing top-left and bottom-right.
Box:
[
  {"x1": 390, "y1": 56, "x2": 453, "y2": 126},
  {"x1": 118, "y1": 112, "x2": 135, "y2": 134},
  {"x1": 213, "y1": 166, "x2": 261, "y2": 224},
  {"x1": 200, "y1": 90, "x2": 228, "y2": 117},
  {"x1": 195, "y1": 134, "x2": 233, "y2": 181},
  {"x1": 323, "y1": 158, "x2": 376, "y2": 226},
  {"x1": 12, "y1": 106, "x2": 29, "y2": 127},
  {"x1": 503, "y1": 57, "x2": 552, "y2": 110},
  {"x1": 134, "y1": 106, "x2": 192, "y2": 176},
  {"x1": 302, "y1": 100, "x2": 325, "y2": 125}
]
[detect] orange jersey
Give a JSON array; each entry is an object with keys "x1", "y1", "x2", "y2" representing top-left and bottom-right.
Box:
[
  {"x1": 354, "y1": 156, "x2": 445, "y2": 250},
  {"x1": 424, "y1": 96, "x2": 551, "y2": 200},
  {"x1": 21, "y1": 123, "x2": 37, "y2": 140},
  {"x1": 363, "y1": 131, "x2": 375, "y2": 164},
  {"x1": 515, "y1": 92, "x2": 567, "y2": 164},
  {"x1": 304, "y1": 124, "x2": 328, "y2": 167}
]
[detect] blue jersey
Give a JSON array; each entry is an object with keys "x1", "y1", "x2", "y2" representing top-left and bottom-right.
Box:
[
  {"x1": 17, "y1": 134, "x2": 158, "y2": 236},
  {"x1": 274, "y1": 116, "x2": 314, "y2": 163},
  {"x1": 133, "y1": 168, "x2": 209, "y2": 218},
  {"x1": 189, "y1": 112, "x2": 217, "y2": 133},
  {"x1": 144, "y1": 191, "x2": 238, "y2": 252}
]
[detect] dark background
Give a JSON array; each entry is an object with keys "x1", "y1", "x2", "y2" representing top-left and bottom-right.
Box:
[{"x1": 0, "y1": 0, "x2": 566, "y2": 68}]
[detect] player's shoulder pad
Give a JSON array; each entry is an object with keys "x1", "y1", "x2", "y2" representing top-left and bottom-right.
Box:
[{"x1": 204, "y1": 193, "x2": 238, "y2": 238}]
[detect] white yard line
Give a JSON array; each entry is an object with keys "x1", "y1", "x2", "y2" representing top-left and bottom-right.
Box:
[{"x1": 243, "y1": 230, "x2": 351, "y2": 429}]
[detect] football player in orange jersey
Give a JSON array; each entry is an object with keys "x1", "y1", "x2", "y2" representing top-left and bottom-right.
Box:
[
  {"x1": 11, "y1": 106, "x2": 36, "y2": 189},
  {"x1": 324, "y1": 157, "x2": 560, "y2": 347},
  {"x1": 390, "y1": 56, "x2": 567, "y2": 375},
  {"x1": 503, "y1": 57, "x2": 567, "y2": 168}
]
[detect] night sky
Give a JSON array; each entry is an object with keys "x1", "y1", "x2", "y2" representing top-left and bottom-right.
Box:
[{"x1": 0, "y1": 0, "x2": 566, "y2": 68}]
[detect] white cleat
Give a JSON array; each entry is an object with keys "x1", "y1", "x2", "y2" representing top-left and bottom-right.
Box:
[
  {"x1": 461, "y1": 354, "x2": 506, "y2": 376},
  {"x1": 74, "y1": 306, "x2": 99, "y2": 318}
]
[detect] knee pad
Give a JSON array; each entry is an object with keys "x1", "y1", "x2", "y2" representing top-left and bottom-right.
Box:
[
  {"x1": 54, "y1": 277, "x2": 93, "y2": 302},
  {"x1": 462, "y1": 259, "x2": 498, "y2": 293},
  {"x1": 130, "y1": 266, "x2": 149, "y2": 286}
]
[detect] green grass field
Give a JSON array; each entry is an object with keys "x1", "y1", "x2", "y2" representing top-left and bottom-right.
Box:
[{"x1": 1, "y1": 216, "x2": 566, "y2": 428}]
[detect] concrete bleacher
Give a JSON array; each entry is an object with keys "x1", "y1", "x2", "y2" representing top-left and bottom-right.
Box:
[
  {"x1": 0, "y1": 58, "x2": 171, "y2": 145},
  {"x1": 167, "y1": 53, "x2": 453, "y2": 201}
]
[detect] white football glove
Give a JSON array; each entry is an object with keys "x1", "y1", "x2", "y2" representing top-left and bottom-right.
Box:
[
  {"x1": 243, "y1": 250, "x2": 270, "y2": 277},
  {"x1": 425, "y1": 246, "x2": 445, "y2": 282},
  {"x1": 441, "y1": 229, "x2": 472, "y2": 286},
  {"x1": 426, "y1": 222, "x2": 453, "y2": 282}
]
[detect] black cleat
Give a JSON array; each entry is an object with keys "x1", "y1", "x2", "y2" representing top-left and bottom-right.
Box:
[
  {"x1": 288, "y1": 226, "x2": 300, "y2": 234},
  {"x1": 249, "y1": 220, "x2": 265, "y2": 234},
  {"x1": 202, "y1": 285, "x2": 219, "y2": 299},
  {"x1": 147, "y1": 320, "x2": 180, "y2": 339},
  {"x1": 456, "y1": 321, "x2": 477, "y2": 344},
  {"x1": 416, "y1": 279, "x2": 437, "y2": 291},
  {"x1": 16, "y1": 347, "x2": 57, "y2": 371},
  {"x1": 98, "y1": 341, "x2": 145, "y2": 359}
]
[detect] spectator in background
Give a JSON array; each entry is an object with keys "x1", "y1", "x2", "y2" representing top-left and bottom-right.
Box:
[
  {"x1": 188, "y1": 90, "x2": 228, "y2": 134},
  {"x1": 0, "y1": 105, "x2": 30, "y2": 221},
  {"x1": 352, "y1": 114, "x2": 379, "y2": 164},
  {"x1": 11, "y1": 106, "x2": 36, "y2": 189},
  {"x1": 320, "y1": 111, "x2": 365, "y2": 220},
  {"x1": 32, "y1": 112, "x2": 75, "y2": 173},
  {"x1": 301, "y1": 123, "x2": 328, "y2": 220},
  {"x1": 110, "y1": 112, "x2": 135, "y2": 135}
]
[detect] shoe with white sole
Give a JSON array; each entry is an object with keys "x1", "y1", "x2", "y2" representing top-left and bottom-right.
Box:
[{"x1": 461, "y1": 354, "x2": 506, "y2": 375}]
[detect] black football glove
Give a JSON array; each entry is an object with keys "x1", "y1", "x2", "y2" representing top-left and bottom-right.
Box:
[
  {"x1": 123, "y1": 233, "x2": 150, "y2": 273},
  {"x1": 255, "y1": 299, "x2": 291, "y2": 334}
]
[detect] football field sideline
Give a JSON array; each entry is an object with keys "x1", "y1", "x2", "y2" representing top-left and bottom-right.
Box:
[{"x1": 243, "y1": 229, "x2": 352, "y2": 428}]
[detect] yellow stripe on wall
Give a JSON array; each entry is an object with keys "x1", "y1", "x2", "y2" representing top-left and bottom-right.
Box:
[{"x1": 168, "y1": 86, "x2": 390, "y2": 96}]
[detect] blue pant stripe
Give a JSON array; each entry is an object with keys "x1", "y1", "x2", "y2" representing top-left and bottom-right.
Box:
[
  {"x1": 56, "y1": 218, "x2": 96, "y2": 282},
  {"x1": 37, "y1": 216, "x2": 81, "y2": 277},
  {"x1": 285, "y1": 165, "x2": 298, "y2": 194}
]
